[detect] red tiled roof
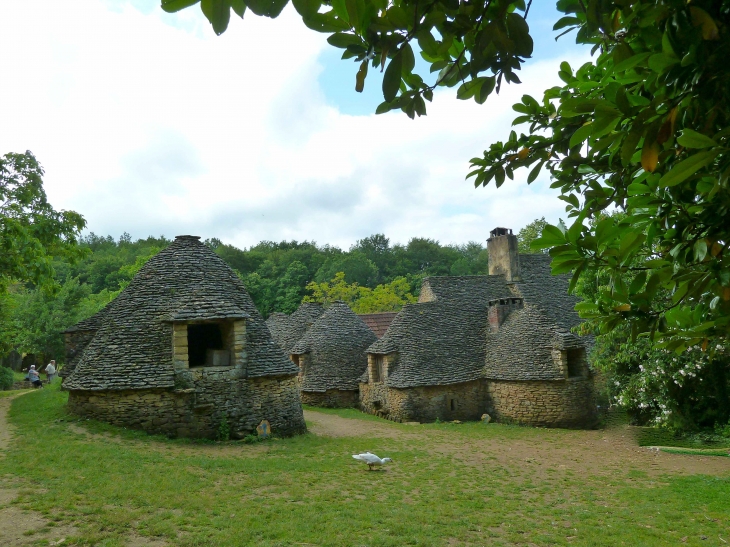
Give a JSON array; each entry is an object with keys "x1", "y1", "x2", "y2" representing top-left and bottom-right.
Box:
[{"x1": 358, "y1": 312, "x2": 398, "y2": 338}]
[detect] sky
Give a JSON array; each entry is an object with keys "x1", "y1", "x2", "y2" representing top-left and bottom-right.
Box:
[{"x1": 0, "y1": 1, "x2": 588, "y2": 250}]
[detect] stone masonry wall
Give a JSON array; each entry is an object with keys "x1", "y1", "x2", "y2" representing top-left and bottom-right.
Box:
[
  {"x1": 67, "y1": 374, "x2": 306, "y2": 439},
  {"x1": 301, "y1": 389, "x2": 359, "y2": 408},
  {"x1": 360, "y1": 380, "x2": 489, "y2": 423},
  {"x1": 486, "y1": 377, "x2": 597, "y2": 428}
]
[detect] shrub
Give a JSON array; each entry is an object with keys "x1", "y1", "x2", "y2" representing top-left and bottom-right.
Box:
[
  {"x1": 0, "y1": 366, "x2": 14, "y2": 390},
  {"x1": 216, "y1": 415, "x2": 230, "y2": 442}
]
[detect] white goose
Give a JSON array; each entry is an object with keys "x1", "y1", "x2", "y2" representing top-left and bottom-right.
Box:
[{"x1": 352, "y1": 452, "x2": 393, "y2": 471}]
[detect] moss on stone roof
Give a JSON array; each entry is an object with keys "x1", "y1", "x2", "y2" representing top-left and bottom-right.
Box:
[
  {"x1": 291, "y1": 301, "x2": 377, "y2": 392},
  {"x1": 65, "y1": 235, "x2": 298, "y2": 391}
]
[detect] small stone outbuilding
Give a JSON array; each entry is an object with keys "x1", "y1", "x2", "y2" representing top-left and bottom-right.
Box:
[
  {"x1": 360, "y1": 228, "x2": 597, "y2": 429},
  {"x1": 290, "y1": 301, "x2": 377, "y2": 407},
  {"x1": 266, "y1": 302, "x2": 324, "y2": 355},
  {"x1": 64, "y1": 235, "x2": 306, "y2": 439}
]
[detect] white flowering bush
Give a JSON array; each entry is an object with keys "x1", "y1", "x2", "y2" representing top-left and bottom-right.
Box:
[{"x1": 592, "y1": 328, "x2": 729, "y2": 432}]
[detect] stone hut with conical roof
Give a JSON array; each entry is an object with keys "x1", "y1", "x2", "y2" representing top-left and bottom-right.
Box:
[
  {"x1": 266, "y1": 302, "x2": 324, "y2": 355},
  {"x1": 64, "y1": 235, "x2": 306, "y2": 439},
  {"x1": 289, "y1": 301, "x2": 377, "y2": 408},
  {"x1": 359, "y1": 228, "x2": 597, "y2": 429}
]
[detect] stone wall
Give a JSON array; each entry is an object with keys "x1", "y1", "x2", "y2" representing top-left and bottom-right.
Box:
[
  {"x1": 301, "y1": 389, "x2": 359, "y2": 408},
  {"x1": 360, "y1": 380, "x2": 489, "y2": 423},
  {"x1": 486, "y1": 377, "x2": 597, "y2": 428},
  {"x1": 68, "y1": 374, "x2": 306, "y2": 438}
]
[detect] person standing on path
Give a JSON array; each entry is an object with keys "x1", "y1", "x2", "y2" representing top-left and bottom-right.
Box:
[{"x1": 45, "y1": 360, "x2": 57, "y2": 384}]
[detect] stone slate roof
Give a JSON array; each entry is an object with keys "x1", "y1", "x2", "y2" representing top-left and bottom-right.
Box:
[
  {"x1": 366, "y1": 254, "x2": 589, "y2": 388},
  {"x1": 64, "y1": 305, "x2": 111, "y2": 333},
  {"x1": 419, "y1": 275, "x2": 510, "y2": 305},
  {"x1": 366, "y1": 300, "x2": 488, "y2": 388},
  {"x1": 291, "y1": 301, "x2": 376, "y2": 392},
  {"x1": 358, "y1": 312, "x2": 398, "y2": 338},
  {"x1": 482, "y1": 304, "x2": 581, "y2": 381},
  {"x1": 65, "y1": 235, "x2": 298, "y2": 391},
  {"x1": 266, "y1": 303, "x2": 324, "y2": 355}
]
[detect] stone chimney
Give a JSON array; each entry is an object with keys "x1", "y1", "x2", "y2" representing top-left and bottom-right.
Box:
[
  {"x1": 487, "y1": 227, "x2": 520, "y2": 282},
  {"x1": 487, "y1": 297, "x2": 524, "y2": 333}
]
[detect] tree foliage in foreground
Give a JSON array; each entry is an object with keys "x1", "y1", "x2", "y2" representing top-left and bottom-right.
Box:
[
  {"x1": 473, "y1": 1, "x2": 730, "y2": 353},
  {"x1": 163, "y1": 0, "x2": 534, "y2": 118}
]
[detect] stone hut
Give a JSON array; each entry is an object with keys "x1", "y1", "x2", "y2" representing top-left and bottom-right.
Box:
[
  {"x1": 63, "y1": 235, "x2": 306, "y2": 439},
  {"x1": 62, "y1": 306, "x2": 110, "y2": 380},
  {"x1": 358, "y1": 312, "x2": 398, "y2": 338},
  {"x1": 290, "y1": 301, "x2": 377, "y2": 408},
  {"x1": 266, "y1": 303, "x2": 324, "y2": 355},
  {"x1": 359, "y1": 227, "x2": 596, "y2": 428}
]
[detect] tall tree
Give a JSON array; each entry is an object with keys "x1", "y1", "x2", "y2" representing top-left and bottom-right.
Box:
[{"x1": 1, "y1": 151, "x2": 86, "y2": 289}]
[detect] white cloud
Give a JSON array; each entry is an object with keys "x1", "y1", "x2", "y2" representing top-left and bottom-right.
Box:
[{"x1": 0, "y1": 1, "x2": 587, "y2": 249}]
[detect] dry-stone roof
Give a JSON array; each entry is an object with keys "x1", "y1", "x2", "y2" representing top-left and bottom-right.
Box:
[
  {"x1": 64, "y1": 306, "x2": 111, "y2": 333},
  {"x1": 266, "y1": 303, "x2": 324, "y2": 354},
  {"x1": 65, "y1": 235, "x2": 298, "y2": 391},
  {"x1": 291, "y1": 301, "x2": 377, "y2": 392},
  {"x1": 366, "y1": 300, "x2": 488, "y2": 388},
  {"x1": 358, "y1": 312, "x2": 398, "y2": 338},
  {"x1": 366, "y1": 255, "x2": 588, "y2": 388}
]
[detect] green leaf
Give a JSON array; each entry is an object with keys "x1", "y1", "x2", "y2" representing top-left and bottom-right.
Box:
[
  {"x1": 676, "y1": 129, "x2": 718, "y2": 149},
  {"x1": 613, "y1": 52, "x2": 651, "y2": 73},
  {"x1": 382, "y1": 51, "x2": 403, "y2": 102},
  {"x1": 553, "y1": 16, "x2": 581, "y2": 30},
  {"x1": 230, "y1": 0, "x2": 246, "y2": 16},
  {"x1": 475, "y1": 77, "x2": 496, "y2": 104},
  {"x1": 417, "y1": 31, "x2": 438, "y2": 56},
  {"x1": 345, "y1": 0, "x2": 363, "y2": 32},
  {"x1": 331, "y1": 0, "x2": 348, "y2": 21},
  {"x1": 201, "y1": 0, "x2": 231, "y2": 34},
  {"x1": 375, "y1": 101, "x2": 394, "y2": 115},
  {"x1": 401, "y1": 43, "x2": 415, "y2": 74},
  {"x1": 658, "y1": 150, "x2": 719, "y2": 187},
  {"x1": 291, "y1": 0, "x2": 320, "y2": 17},
  {"x1": 648, "y1": 53, "x2": 678, "y2": 73},
  {"x1": 327, "y1": 33, "x2": 361, "y2": 48},
  {"x1": 457, "y1": 77, "x2": 487, "y2": 101},
  {"x1": 244, "y1": 0, "x2": 289, "y2": 17},
  {"x1": 527, "y1": 161, "x2": 544, "y2": 183},
  {"x1": 694, "y1": 239, "x2": 708, "y2": 263},
  {"x1": 569, "y1": 123, "x2": 593, "y2": 148},
  {"x1": 162, "y1": 0, "x2": 200, "y2": 13},
  {"x1": 532, "y1": 224, "x2": 565, "y2": 249},
  {"x1": 621, "y1": 128, "x2": 643, "y2": 166},
  {"x1": 302, "y1": 12, "x2": 350, "y2": 32}
]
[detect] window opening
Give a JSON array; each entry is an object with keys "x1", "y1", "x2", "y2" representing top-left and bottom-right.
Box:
[
  {"x1": 187, "y1": 323, "x2": 224, "y2": 367},
  {"x1": 372, "y1": 355, "x2": 384, "y2": 382},
  {"x1": 449, "y1": 398, "x2": 457, "y2": 411},
  {"x1": 566, "y1": 348, "x2": 585, "y2": 378}
]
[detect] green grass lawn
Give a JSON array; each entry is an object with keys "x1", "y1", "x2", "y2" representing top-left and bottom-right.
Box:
[{"x1": 1, "y1": 386, "x2": 729, "y2": 547}]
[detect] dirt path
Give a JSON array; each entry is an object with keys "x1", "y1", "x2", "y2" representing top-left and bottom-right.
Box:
[
  {"x1": 304, "y1": 409, "x2": 730, "y2": 479},
  {"x1": 0, "y1": 391, "x2": 80, "y2": 545}
]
